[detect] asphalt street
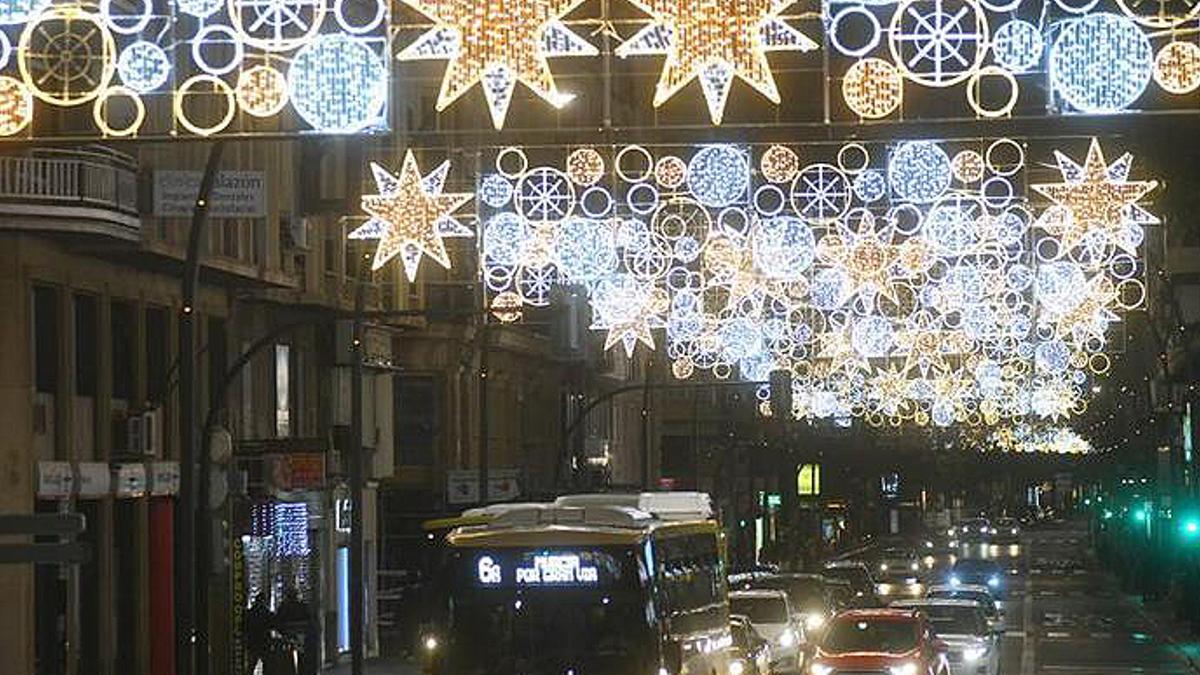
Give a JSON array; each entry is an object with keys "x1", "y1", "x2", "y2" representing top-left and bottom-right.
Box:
[{"x1": 991, "y1": 520, "x2": 1196, "y2": 675}]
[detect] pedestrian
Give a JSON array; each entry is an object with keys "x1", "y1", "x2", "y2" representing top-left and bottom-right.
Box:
[
  {"x1": 276, "y1": 586, "x2": 318, "y2": 675},
  {"x1": 245, "y1": 593, "x2": 274, "y2": 675}
]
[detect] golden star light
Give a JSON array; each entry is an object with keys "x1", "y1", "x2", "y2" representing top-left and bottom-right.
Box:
[
  {"x1": 1031, "y1": 138, "x2": 1158, "y2": 255},
  {"x1": 351, "y1": 150, "x2": 474, "y2": 282},
  {"x1": 615, "y1": 0, "x2": 818, "y2": 124},
  {"x1": 397, "y1": 0, "x2": 597, "y2": 129},
  {"x1": 816, "y1": 210, "x2": 902, "y2": 304}
]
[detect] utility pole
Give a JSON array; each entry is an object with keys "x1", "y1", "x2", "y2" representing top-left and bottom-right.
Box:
[{"x1": 349, "y1": 253, "x2": 367, "y2": 675}]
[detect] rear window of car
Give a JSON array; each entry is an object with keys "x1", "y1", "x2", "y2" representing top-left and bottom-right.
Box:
[
  {"x1": 927, "y1": 590, "x2": 995, "y2": 612},
  {"x1": 823, "y1": 617, "x2": 919, "y2": 654},
  {"x1": 954, "y1": 559, "x2": 1000, "y2": 572},
  {"x1": 731, "y1": 596, "x2": 789, "y2": 624},
  {"x1": 749, "y1": 577, "x2": 826, "y2": 608},
  {"x1": 921, "y1": 606, "x2": 987, "y2": 635}
]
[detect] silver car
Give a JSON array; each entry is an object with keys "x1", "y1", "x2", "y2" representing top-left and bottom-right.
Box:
[{"x1": 889, "y1": 598, "x2": 1000, "y2": 675}]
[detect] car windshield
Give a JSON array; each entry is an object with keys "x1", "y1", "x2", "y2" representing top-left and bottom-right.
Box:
[
  {"x1": 824, "y1": 567, "x2": 872, "y2": 589},
  {"x1": 748, "y1": 577, "x2": 826, "y2": 610},
  {"x1": 883, "y1": 549, "x2": 913, "y2": 561},
  {"x1": 927, "y1": 590, "x2": 995, "y2": 612},
  {"x1": 919, "y1": 606, "x2": 986, "y2": 635},
  {"x1": 731, "y1": 595, "x2": 789, "y2": 624},
  {"x1": 955, "y1": 560, "x2": 1001, "y2": 573},
  {"x1": 822, "y1": 618, "x2": 919, "y2": 654}
]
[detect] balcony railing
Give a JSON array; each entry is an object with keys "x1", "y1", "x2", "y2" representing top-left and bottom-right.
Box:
[{"x1": 0, "y1": 153, "x2": 140, "y2": 235}]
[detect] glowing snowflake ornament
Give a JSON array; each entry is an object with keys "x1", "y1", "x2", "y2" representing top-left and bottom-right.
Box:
[
  {"x1": 590, "y1": 275, "x2": 669, "y2": 356},
  {"x1": 397, "y1": 0, "x2": 596, "y2": 129},
  {"x1": 615, "y1": 0, "x2": 818, "y2": 124},
  {"x1": 352, "y1": 150, "x2": 474, "y2": 281}
]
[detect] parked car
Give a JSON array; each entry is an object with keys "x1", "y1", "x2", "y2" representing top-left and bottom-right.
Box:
[
  {"x1": 730, "y1": 589, "x2": 804, "y2": 674},
  {"x1": 729, "y1": 614, "x2": 774, "y2": 675},
  {"x1": 808, "y1": 608, "x2": 950, "y2": 675}
]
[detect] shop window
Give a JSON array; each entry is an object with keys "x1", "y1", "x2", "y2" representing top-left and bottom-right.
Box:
[{"x1": 394, "y1": 376, "x2": 438, "y2": 465}]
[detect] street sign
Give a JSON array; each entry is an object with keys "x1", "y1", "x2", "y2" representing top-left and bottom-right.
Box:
[
  {"x1": 446, "y1": 469, "x2": 522, "y2": 505},
  {"x1": 0, "y1": 514, "x2": 85, "y2": 536},
  {"x1": 0, "y1": 543, "x2": 90, "y2": 565}
]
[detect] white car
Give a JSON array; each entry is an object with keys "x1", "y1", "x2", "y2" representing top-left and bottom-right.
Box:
[
  {"x1": 925, "y1": 584, "x2": 1004, "y2": 631},
  {"x1": 890, "y1": 598, "x2": 1000, "y2": 675},
  {"x1": 729, "y1": 589, "x2": 803, "y2": 674}
]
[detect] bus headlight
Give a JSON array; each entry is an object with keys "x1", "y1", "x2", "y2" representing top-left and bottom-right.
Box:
[
  {"x1": 729, "y1": 659, "x2": 746, "y2": 675},
  {"x1": 810, "y1": 663, "x2": 834, "y2": 675},
  {"x1": 889, "y1": 663, "x2": 918, "y2": 675},
  {"x1": 805, "y1": 614, "x2": 826, "y2": 631}
]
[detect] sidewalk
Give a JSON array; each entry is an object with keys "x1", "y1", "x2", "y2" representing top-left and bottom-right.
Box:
[
  {"x1": 1133, "y1": 594, "x2": 1200, "y2": 675},
  {"x1": 325, "y1": 656, "x2": 422, "y2": 675}
]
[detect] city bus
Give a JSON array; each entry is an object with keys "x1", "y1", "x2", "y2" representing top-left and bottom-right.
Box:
[{"x1": 422, "y1": 492, "x2": 732, "y2": 675}]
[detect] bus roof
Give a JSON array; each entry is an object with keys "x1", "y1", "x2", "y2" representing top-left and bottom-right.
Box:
[{"x1": 447, "y1": 517, "x2": 719, "y2": 547}]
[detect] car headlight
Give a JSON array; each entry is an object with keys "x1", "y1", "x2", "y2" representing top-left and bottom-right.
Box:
[
  {"x1": 880, "y1": 563, "x2": 889, "y2": 571},
  {"x1": 805, "y1": 614, "x2": 826, "y2": 631},
  {"x1": 1010, "y1": 528, "x2": 1018, "y2": 535},
  {"x1": 729, "y1": 659, "x2": 746, "y2": 675},
  {"x1": 949, "y1": 575, "x2": 961, "y2": 586},
  {"x1": 910, "y1": 562, "x2": 919, "y2": 571},
  {"x1": 779, "y1": 628, "x2": 798, "y2": 648},
  {"x1": 889, "y1": 663, "x2": 919, "y2": 675},
  {"x1": 964, "y1": 645, "x2": 988, "y2": 662},
  {"x1": 423, "y1": 635, "x2": 439, "y2": 652},
  {"x1": 810, "y1": 663, "x2": 834, "y2": 675},
  {"x1": 990, "y1": 528, "x2": 998, "y2": 535},
  {"x1": 987, "y1": 575, "x2": 1000, "y2": 587},
  {"x1": 925, "y1": 540, "x2": 934, "y2": 549},
  {"x1": 979, "y1": 526, "x2": 988, "y2": 533},
  {"x1": 657, "y1": 668, "x2": 671, "y2": 675}
]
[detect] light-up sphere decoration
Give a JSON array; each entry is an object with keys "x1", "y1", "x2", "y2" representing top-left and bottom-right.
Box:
[
  {"x1": 655, "y1": 156, "x2": 687, "y2": 188},
  {"x1": 479, "y1": 174, "x2": 514, "y2": 208},
  {"x1": 752, "y1": 215, "x2": 816, "y2": 280},
  {"x1": 852, "y1": 316, "x2": 895, "y2": 357},
  {"x1": 555, "y1": 216, "x2": 619, "y2": 280},
  {"x1": 177, "y1": 0, "x2": 223, "y2": 18},
  {"x1": 687, "y1": 145, "x2": 749, "y2": 208},
  {"x1": 567, "y1": 148, "x2": 606, "y2": 186},
  {"x1": 951, "y1": 150, "x2": 985, "y2": 183},
  {"x1": 516, "y1": 167, "x2": 575, "y2": 223},
  {"x1": 19, "y1": 5, "x2": 117, "y2": 106},
  {"x1": 287, "y1": 34, "x2": 386, "y2": 133},
  {"x1": 791, "y1": 163, "x2": 851, "y2": 223},
  {"x1": 842, "y1": 57, "x2": 903, "y2": 118},
  {"x1": 483, "y1": 212, "x2": 527, "y2": 266},
  {"x1": 117, "y1": 41, "x2": 170, "y2": 93},
  {"x1": 991, "y1": 20, "x2": 1044, "y2": 73},
  {"x1": 0, "y1": 75, "x2": 31, "y2": 135},
  {"x1": 889, "y1": 141, "x2": 951, "y2": 203},
  {"x1": 761, "y1": 144, "x2": 801, "y2": 184},
  {"x1": 1050, "y1": 13, "x2": 1152, "y2": 113},
  {"x1": 0, "y1": 0, "x2": 50, "y2": 24},
  {"x1": 236, "y1": 65, "x2": 289, "y2": 117},
  {"x1": 1153, "y1": 41, "x2": 1200, "y2": 94},
  {"x1": 1036, "y1": 261, "x2": 1088, "y2": 314},
  {"x1": 853, "y1": 169, "x2": 887, "y2": 202}
]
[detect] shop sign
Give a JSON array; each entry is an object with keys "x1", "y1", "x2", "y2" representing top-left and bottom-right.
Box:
[
  {"x1": 446, "y1": 468, "x2": 521, "y2": 505},
  {"x1": 77, "y1": 463, "x2": 112, "y2": 499},
  {"x1": 148, "y1": 461, "x2": 180, "y2": 496},
  {"x1": 36, "y1": 461, "x2": 74, "y2": 499},
  {"x1": 267, "y1": 453, "x2": 326, "y2": 491},
  {"x1": 114, "y1": 464, "x2": 147, "y2": 498},
  {"x1": 153, "y1": 171, "x2": 267, "y2": 218}
]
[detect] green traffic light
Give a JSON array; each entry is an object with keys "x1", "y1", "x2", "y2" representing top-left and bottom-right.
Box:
[{"x1": 1133, "y1": 509, "x2": 1148, "y2": 523}]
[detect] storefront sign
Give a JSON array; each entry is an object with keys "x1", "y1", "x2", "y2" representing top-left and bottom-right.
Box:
[
  {"x1": 148, "y1": 461, "x2": 180, "y2": 496},
  {"x1": 114, "y1": 464, "x2": 147, "y2": 498},
  {"x1": 267, "y1": 453, "x2": 326, "y2": 491},
  {"x1": 36, "y1": 461, "x2": 73, "y2": 499},
  {"x1": 77, "y1": 463, "x2": 112, "y2": 498},
  {"x1": 446, "y1": 468, "x2": 521, "y2": 505},
  {"x1": 153, "y1": 171, "x2": 267, "y2": 218}
]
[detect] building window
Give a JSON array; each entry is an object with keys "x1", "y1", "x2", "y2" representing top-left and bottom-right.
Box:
[
  {"x1": 394, "y1": 376, "x2": 438, "y2": 465},
  {"x1": 275, "y1": 344, "x2": 290, "y2": 437},
  {"x1": 33, "y1": 286, "x2": 59, "y2": 394},
  {"x1": 74, "y1": 294, "x2": 98, "y2": 397},
  {"x1": 111, "y1": 301, "x2": 135, "y2": 401},
  {"x1": 146, "y1": 306, "x2": 168, "y2": 404}
]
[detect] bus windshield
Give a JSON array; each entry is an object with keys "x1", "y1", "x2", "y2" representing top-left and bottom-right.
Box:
[{"x1": 439, "y1": 547, "x2": 654, "y2": 675}]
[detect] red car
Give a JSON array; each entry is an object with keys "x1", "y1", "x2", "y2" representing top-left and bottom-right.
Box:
[{"x1": 807, "y1": 609, "x2": 950, "y2": 675}]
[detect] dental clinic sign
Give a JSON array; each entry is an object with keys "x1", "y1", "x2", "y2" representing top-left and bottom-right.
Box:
[
  {"x1": 153, "y1": 171, "x2": 267, "y2": 218},
  {"x1": 475, "y1": 553, "x2": 599, "y2": 586}
]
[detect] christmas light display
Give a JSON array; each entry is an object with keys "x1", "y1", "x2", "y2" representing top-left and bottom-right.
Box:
[
  {"x1": 396, "y1": 0, "x2": 596, "y2": 129},
  {"x1": 0, "y1": 0, "x2": 388, "y2": 138},
  {"x1": 352, "y1": 150, "x2": 474, "y2": 281},
  {"x1": 476, "y1": 138, "x2": 1158, "y2": 427},
  {"x1": 615, "y1": 0, "x2": 818, "y2": 124}
]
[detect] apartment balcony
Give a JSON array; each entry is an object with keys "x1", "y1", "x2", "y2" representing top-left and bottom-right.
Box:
[{"x1": 0, "y1": 149, "x2": 139, "y2": 239}]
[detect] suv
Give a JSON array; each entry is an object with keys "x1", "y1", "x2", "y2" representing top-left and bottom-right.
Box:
[
  {"x1": 730, "y1": 589, "x2": 804, "y2": 674},
  {"x1": 809, "y1": 608, "x2": 950, "y2": 675},
  {"x1": 745, "y1": 573, "x2": 837, "y2": 633},
  {"x1": 822, "y1": 561, "x2": 882, "y2": 607}
]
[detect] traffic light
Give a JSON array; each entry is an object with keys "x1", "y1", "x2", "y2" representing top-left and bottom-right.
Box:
[
  {"x1": 1179, "y1": 515, "x2": 1200, "y2": 543},
  {"x1": 1133, "y1": 507, "x2": 1148, "y2": 523}
]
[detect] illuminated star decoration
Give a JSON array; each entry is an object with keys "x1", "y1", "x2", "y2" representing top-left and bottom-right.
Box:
[
  {"x1": 590, "y1": 276, "x2": 669, "y2": 356},
  {"x1": 615, "y1": 0, "x2": 818, "y2": 124},
  {"x1": 351, "y1": 151, "x2": 474, "y2": 282},
  {"x1": 1031, "y1": 138, "x2": 1158, "y2": 255},
  {"x1": 816, "y1": 210, "x2": 901, "y2": 304},
  {"x1": 397, "y1": 0, "x2": 597, "y2": 129}
]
